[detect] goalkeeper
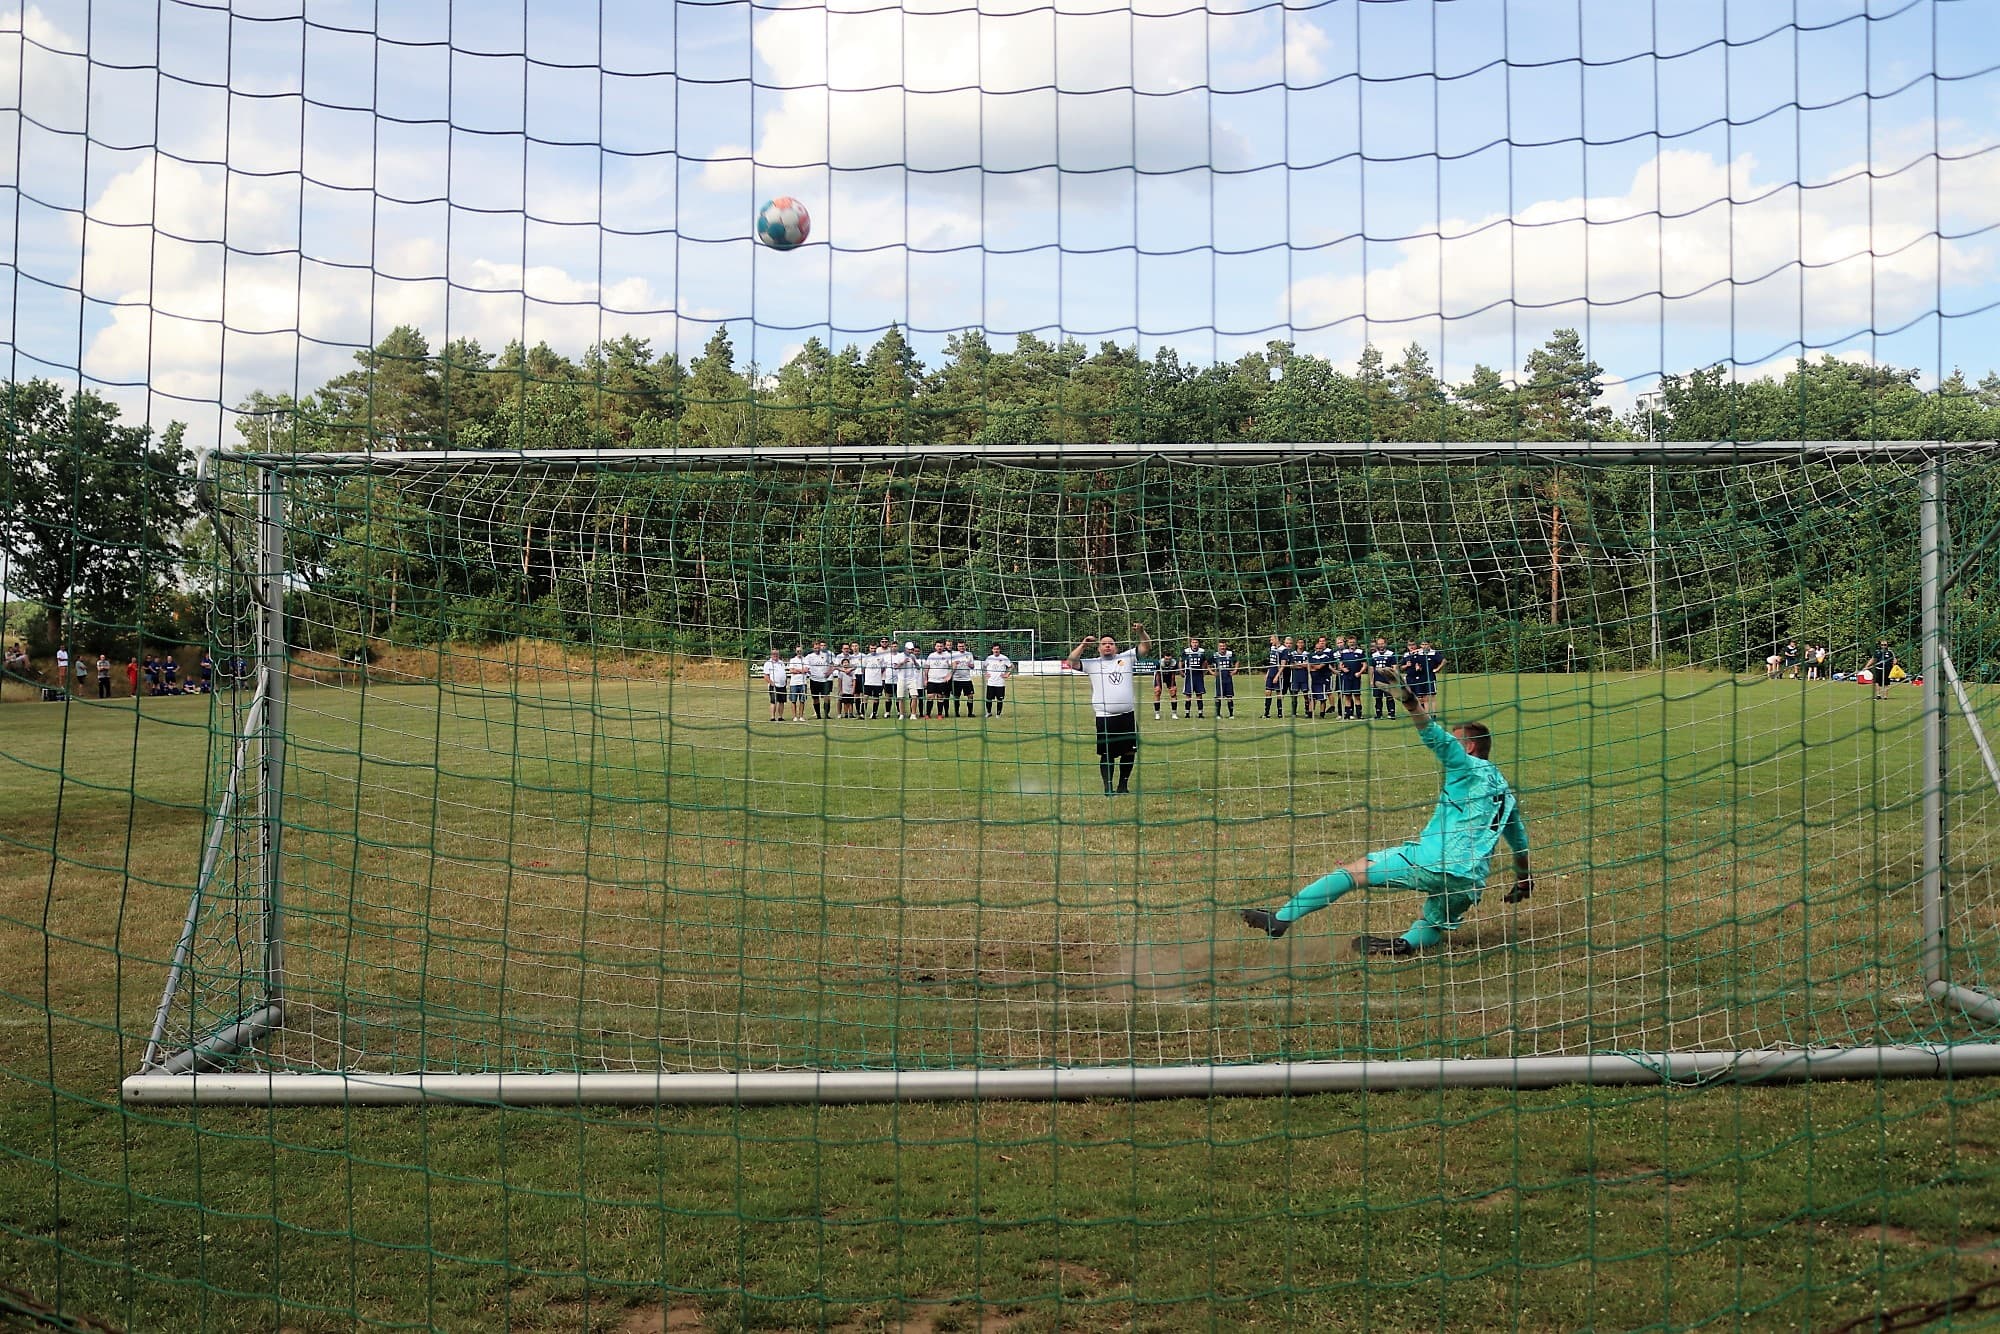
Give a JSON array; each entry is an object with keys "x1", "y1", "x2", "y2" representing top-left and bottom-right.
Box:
[{"x1": 1240, "y1": 665, "x2": 1533, "y2": 956}]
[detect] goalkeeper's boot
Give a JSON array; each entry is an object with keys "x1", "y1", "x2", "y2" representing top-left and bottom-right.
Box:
[
  {"x1": 1239, "y1": 909, "x2": 1290, "y2": 939},
  {"x1": 1353, "y1": 935, "x2": 1415, "y2": 957}
]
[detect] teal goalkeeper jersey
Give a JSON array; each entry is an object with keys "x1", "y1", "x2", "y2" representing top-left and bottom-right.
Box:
[{"x1": 1413, "y1": 721, "x2": 1527, "y2": 881}]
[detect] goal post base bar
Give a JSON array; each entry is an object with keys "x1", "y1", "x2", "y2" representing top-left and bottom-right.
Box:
[
  {"x1": 120, "y1": 1046, "x2": 2000, "y2": 1107},
  {"x1": 1930, "y1": 981, "x2": 2000, "y2": 1024}
]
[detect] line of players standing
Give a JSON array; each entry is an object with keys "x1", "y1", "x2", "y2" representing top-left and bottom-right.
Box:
[
  {"x1": 761, "y1": 639, "x2": 1017, "y2": 723},
  {"x1": 1247, "y1": 635, "x2": 1444, "y2": 721},
  {"x1": 759, "y1": 634, "x2": 1445, "y2": 724}
]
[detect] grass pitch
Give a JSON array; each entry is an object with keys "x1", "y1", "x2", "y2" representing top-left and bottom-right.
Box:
[{"x1": 3, "y1": 665, "x2": 1999, "y2": 1331}]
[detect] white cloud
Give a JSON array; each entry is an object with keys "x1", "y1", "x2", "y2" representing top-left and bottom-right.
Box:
[
  {"x1": 1288, "y1": 135, "x2": 1999, "y2": 355},
  {"x1": 0, "y1": 4, "x2": 89, "y2": 131}
]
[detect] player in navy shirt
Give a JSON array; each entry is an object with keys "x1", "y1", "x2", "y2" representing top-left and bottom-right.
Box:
[
  {"x1": 1181, "y1": 638, "x2": 1209, "y2": 718},
  {"x1": 1288, "y1": 640, "x2": 1320, "y2": 716},
  {"x1": 1369, "y1": 638, "x2": 1401, "y2": 717},
  {"x1": 1414, "y1": 641, "x2": 1444, "y2": 697},
  {"x1": 1305, "y1": 637, "x2": 1335, "y2": 718},
  {"x1": 1153, "y1": 645, "x2": 1182, "y2": 719},
  {"x1": 1213, "y1": 641, "x2": 1237, "y2": 717},
  {"x1": 1263, "y1": 636, "x2": 1286, "y2": 718},
  {"x1": 1335, "y1": 637, "x2": 1367, "y2": 718}
]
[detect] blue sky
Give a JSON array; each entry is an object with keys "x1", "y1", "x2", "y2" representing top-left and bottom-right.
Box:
[{"x1": 2, "y1": 0, "x2": 1997, "y2": 447}]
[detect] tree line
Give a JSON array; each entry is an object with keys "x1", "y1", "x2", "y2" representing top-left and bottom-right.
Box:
[{"x1": 6, "y1": 325, "x2": 1998, "y2": 671}]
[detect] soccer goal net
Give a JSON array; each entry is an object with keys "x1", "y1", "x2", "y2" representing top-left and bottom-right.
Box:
[{"x1": 127, "y1": 440, "x2": 2000, "y2": 1104}]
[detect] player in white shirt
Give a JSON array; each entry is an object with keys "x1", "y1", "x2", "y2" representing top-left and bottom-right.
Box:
[
  {"x1": 760, "y1": 649, "x2": 788, "y2": 722},
  {"x1": 861, "y1": 641, "x2": 887, "y2": 718},
  {"x1": 1066, "y1": 621, "x2": 1151, "y2": 795},
  {"x1": 923, "y1": 641, "x2": 953, "y2": 719},
  {"x1": 981, "y1": 645, "x2": 1014, "y2": 717},
  {"x1": 803, "y1": 639, "x2": 835, "y2": 721},
  {"x1": 950, "y1": 640, "x2": 977, "y2": 717},
  {"x1": 785, "y1": 650, "x2": 809, "y2": 722},
  {"x1": 897, "y1": 641, "x2": 924, "y2": 720},
  {"x1": 837, "y1": 642, "x2": 860, "y2": 717}
]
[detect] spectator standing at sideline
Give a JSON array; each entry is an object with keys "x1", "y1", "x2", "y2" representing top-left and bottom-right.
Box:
[
  {"x1": 126, "y1": 657, "x2": 140, "y2": 699},
  {"x1": 1870, "y1": 640, "x2": 1898, "y2": 701},
  {"x1": 96, "y1": 653, "x2": 111, "y2": 699}
]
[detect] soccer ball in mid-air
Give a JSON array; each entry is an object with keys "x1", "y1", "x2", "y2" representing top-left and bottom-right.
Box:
[{"x1": 757, "y1": 197, "x2": 810, "y2": 250}]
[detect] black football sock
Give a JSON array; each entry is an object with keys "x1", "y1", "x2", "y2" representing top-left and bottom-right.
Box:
[
  {"x1": 1117, "y1": 754, "x2": 1134, "y2": 792},
  {"x1": 1099, "y1": 759, "x2": 1115, "y2": 792}
]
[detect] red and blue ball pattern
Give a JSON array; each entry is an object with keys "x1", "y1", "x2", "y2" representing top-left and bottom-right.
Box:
[{"x1": 756, "y1": 197, "x2": 810, "y2": 250}]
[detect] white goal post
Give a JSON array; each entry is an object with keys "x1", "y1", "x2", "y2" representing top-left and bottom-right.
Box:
[{"x1": 124, "y1": 440, "x2": 2000, "y2": 1105}]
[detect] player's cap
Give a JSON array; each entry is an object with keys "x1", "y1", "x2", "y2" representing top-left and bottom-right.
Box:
[{"x1": 905, "y1": 641, "x2": 915, "y2": 649}]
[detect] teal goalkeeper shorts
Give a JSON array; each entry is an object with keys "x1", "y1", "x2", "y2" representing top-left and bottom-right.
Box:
[
  {"x1": 1362, "y1": 842, "x2": 1486, "y2": 943},
  {"x1": 1368, "y1": 841, "x2": 1484, "y2": 905}
]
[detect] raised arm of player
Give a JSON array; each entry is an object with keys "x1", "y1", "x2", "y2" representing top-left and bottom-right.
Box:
[
  {"x1": 1132, "y1": 622, "x2": 1151, "y2": 657},
  {"x1": 1067, "y1": 636, "x2": 1094, "y2": 666}
]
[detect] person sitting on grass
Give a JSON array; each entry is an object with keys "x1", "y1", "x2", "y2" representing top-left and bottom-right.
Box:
[{"x1": 1239, "y1": 664, "x2": 1534, "y2": 956}]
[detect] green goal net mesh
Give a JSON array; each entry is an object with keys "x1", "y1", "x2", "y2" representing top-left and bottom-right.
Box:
[
  {"x1": 155, "y1": 448, "x2": 2000, "y2": 1082},
  {"x1": 6, "y1": 0, "x2": 2000, "y2": 1329}
]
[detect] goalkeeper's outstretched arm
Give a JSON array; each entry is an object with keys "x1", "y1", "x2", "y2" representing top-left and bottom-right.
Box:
[{"x1": 1375, "y1": 664, "x2": 1430, "y2": 729}]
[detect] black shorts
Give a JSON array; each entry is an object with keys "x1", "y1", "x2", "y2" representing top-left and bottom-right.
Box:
[
  {"x1": 1264, "y1": 669, "x2": 1282, "y2": 691},
  {"x1": 1095, "y1": 711, "x2": 1139, "y2": 758},
  {"x1": 863, "y1": 682, "x2": 882, "y2": 696},
  {"x1": 1183, "y1": 672, "x2": 1206, "y2": 695},
  {"x1": 1287, "y1": 670, "x2": 1310, "y2": 693},
  {"x1": 809, "y1": 679, "x2": 833, "y2": 696},
  {"x1": 926, "y1": 681, "x2": 951, "y2": 697},
  {"x1": 1413, "y1": 680, "x2": 1437, "y2": 697},
  {"x1": 1217, "y1": 673, "x2": 1235, "y2": 698},
  {"x1": 768, "y1": 686, "x2": 786, "y2": 703},
  {"x1": 1308, "y1": 674, "x2": 1330, "y2": 699},
  {"x1": 985, "y1": 684, "x2": 1006, "y2": 699},
  {"x1": 1337, "y1": 674, "x2": 1362, "y2": 695},
  {"x1": 954, "y1": 679, "x2": 974, "y2": 696}
]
